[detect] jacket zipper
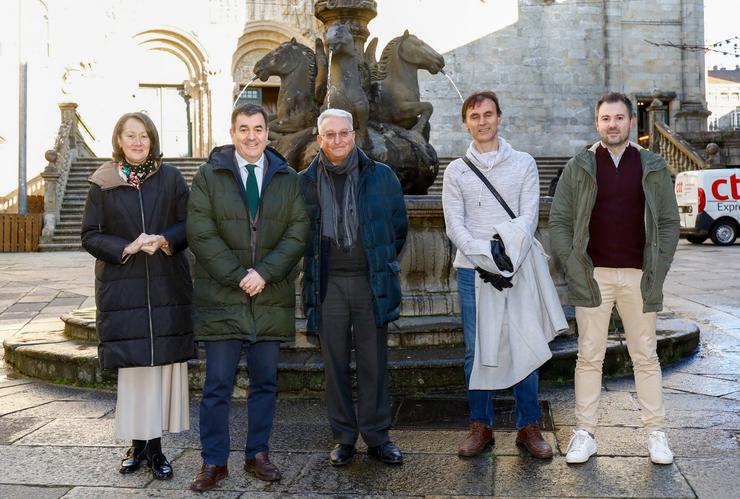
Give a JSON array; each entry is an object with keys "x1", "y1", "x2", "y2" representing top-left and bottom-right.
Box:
[
  {"x1": 248, "y1": 177, "x2": 269, "y2": 343},
  {"x1": 137, "y1": 189, "x2": 155, "y2": 366}
]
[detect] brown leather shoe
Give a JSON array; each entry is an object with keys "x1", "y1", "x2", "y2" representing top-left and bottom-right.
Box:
[
  {"x1": 190, "y1": 463, "x2": 228, "y2": 492},
  {"x1": 244, "y1": 451, "x2": 281, "y2": 482},
  {"x1": 516, "y1": 423, "x2": 553, "y2": 459},
  {"x1": 458, "y1": 421, "x2": 494, "y2": 457}
]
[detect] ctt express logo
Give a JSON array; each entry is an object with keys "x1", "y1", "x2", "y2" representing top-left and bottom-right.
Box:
[{"x1": 711, "y1": 174, "x2": 740, "y2": 201}]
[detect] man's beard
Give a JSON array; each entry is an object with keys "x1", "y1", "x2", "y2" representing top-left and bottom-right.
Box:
[{"x1": 601, "y1": 130, "x2": 628, "y2": 147}]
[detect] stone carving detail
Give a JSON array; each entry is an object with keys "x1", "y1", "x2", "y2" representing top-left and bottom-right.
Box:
[
  {"x1": 253, "y1": 37, "x2": 323, "y2": 134},
  {"x1": 253, "y1": 1, "x2": 444, "y2": 194},
  {"x1": 367, "y1": 30, "x2": 444, "y2": 136}
]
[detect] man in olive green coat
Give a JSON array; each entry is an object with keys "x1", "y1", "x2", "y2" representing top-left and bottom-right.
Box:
[
  {"x1": 549, "y1": 92, "x2": 679, "y2": 466},
  {"x1": 187, "y1": 104, "x2": 309, "y2": 491}
]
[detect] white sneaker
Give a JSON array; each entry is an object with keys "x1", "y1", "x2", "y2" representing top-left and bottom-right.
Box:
[
  {"x1": 565, "y1": 429, "x2": 597, "y2": 464},
  {"x1": 648, "y1": 430, "x2": 674, "y2": 464}
]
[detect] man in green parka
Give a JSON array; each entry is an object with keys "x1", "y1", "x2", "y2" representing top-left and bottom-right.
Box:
[
  {"x1": 187, "y1": 104, "x2": 309, "y2": 491},
  {"x1": 549, "y1": 92, "x2": 679, "y2": 466}
]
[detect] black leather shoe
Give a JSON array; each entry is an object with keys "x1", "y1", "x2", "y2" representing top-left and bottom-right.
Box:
[
  {"x1": 329, "y1": 444, "x2": 355, "y2": 466},
  {"x1": 147, "y1": 452, "x2": 174, "y2": 480},
  {"x1": 368, "y1": 441, "x2": 403, "y2": 465},
  {"x1": 119, "y1": 446, "x2": 144, "y2": 474}
]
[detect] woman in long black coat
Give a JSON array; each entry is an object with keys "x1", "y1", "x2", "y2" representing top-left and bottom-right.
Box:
[{"x1": 81, "y1": 112, "x2": 194, "y2": 480}]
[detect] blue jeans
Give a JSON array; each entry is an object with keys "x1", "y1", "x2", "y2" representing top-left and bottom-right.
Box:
[
  {"x1": 199, "y1": 340, "x2": 280, "y2": 464},
  {"x1": 457, "y1": 267, "x2": 542, "y2": 428}
]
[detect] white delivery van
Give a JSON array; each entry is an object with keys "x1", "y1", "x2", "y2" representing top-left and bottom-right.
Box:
[{"x1": 674, "y1": 168, "x2": 740, "y2": 245}]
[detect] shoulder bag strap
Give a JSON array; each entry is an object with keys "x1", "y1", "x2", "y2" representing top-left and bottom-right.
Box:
[{"x1": 461, "y1": 156, "x2": 516, "y2": 219}]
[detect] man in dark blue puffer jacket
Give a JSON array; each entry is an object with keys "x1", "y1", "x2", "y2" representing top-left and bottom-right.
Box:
[{"x1": 299, "y1": 108, "x2": 408, "y2": 468}]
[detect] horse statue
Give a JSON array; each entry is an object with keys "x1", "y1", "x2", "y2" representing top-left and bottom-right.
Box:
[
  {"x1": 253, "y1": 38, "x2": 323, "y2": 135},
  {"x1": 324, "y1": 22, "x2": 370, "y2": 147},
  {"x1": 367, "y1": 30, "x2": 445, "y2": 136}
]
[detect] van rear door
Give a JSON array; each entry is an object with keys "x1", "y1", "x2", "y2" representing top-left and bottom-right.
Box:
[{"x1": 675, "y1": 171, "x2": 700, "y2": 230}]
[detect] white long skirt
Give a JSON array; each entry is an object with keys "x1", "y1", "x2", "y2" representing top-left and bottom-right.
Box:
[{"x1": 115, "y1": 362, "x2": 190, "y2": 441}]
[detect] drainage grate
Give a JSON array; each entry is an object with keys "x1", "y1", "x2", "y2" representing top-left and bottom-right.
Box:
[{"x1": 391, "y1": 397, "x2": 554, "y2": 431}]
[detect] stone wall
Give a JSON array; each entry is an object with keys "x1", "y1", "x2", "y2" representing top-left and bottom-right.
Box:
[{"x1": 420, "y1": 0, "x2": 706, "y2": 159}]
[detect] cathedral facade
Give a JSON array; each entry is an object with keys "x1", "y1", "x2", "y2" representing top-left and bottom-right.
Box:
[{"x1": 0, "y1": 0, "x2": 708, "y2": 195}]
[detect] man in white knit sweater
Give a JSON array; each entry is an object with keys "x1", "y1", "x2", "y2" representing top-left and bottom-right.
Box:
[{"x1": 442, "y1": 90, "x2": 552, "y2": 459}]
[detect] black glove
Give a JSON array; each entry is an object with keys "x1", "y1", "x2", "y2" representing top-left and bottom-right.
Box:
[
  {"x1": 490, "y1": 234, "x2": 513, "y2": 273},
  {"x1": 475, "y1": 266, "x2": 513, "y2": 291}
]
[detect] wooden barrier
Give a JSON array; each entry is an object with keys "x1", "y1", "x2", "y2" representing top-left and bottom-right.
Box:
[{"x1": 0, "y1": 214, "x2": 43, "y2": 252}]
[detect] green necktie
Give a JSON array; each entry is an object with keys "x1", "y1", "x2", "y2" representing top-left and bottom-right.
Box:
[{"x1": 245, "y1": 164, "x2": 259, "y2": 218}]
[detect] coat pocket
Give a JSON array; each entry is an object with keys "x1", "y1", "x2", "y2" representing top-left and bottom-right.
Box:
[
  {"x1": 385, "y1": 260, "x2": 402, "y2": 317},
  {"x1": 564, "y1": 252, "x2": 591, "y2": 303}
]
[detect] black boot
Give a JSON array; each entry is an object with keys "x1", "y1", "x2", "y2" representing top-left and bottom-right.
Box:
[
  {"x1": 146, "y1": 438, "x2": 173, "y2": 480},
  {"x1": 119, "y1": 440, "x2": 146, "y2": 474}
]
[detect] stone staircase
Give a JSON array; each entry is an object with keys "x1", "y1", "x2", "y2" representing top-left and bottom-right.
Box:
[
  {"x1": 39, "y1": 157, "x2": 206, "y2": 251},
  {"x1": 427, "y1": 156, "x2": 569, "y2": 196},
  {"x1": 39, "y1": 156, "x2": 568, "y2": 251}
]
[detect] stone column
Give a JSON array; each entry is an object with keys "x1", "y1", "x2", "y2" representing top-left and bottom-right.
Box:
[
  {"x1": 40, "y1": 151, "x2": 60, "y2": 244},
  {"x1": 674, "y1": 0, "x2": 710, "y2": 132},
  {"x1": 314, "y1": 0, "x2": 377, "y2": 49},
  {"x1": 208, "y1": 72, "x2": 235, "y2": 149},
  {"x1": 58, "y1": 103, "x2": 79, "y2": 154},
  {"x1": 647, "y1": 97, "x2": 667, "y2": 153}
]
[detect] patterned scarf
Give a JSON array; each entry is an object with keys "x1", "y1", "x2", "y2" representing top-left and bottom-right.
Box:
[
  {"x1": 120, "y1": 158, "x2": 157, "y2": 188},
  {"x1": 318, "y1": 147, "x2": 360, "y2": 251}
]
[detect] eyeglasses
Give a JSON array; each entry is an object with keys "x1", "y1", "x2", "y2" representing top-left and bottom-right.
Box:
[{"x1": 319, "y1": 129, "x2": 354, "y2": 141}]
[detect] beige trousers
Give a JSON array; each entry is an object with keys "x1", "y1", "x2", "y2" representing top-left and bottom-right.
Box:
[{"x1": 574, "y1": 267, "x2": 665, "y2": 433}]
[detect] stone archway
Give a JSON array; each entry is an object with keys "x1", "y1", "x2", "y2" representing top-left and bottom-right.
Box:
[
  {"x1": 134, "y1": 28, "x2": 213, "y2": 157},
  {"x1": 232, "y1": 21, "x2": 314, "y2": 115}
]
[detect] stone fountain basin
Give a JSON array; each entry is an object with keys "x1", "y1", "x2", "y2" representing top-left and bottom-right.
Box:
[{"x1": 2, "y1": 196, "x2": 700, "y2": 395}]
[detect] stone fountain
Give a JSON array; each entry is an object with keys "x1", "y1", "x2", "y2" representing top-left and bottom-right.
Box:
[
  {"x1": 255, "y1": 0, "x2": 442, "y2": 194},
  {"x1": 252, "y1": 0, "x2": 464, "y2": 357},
  {"x1": 4, "y1": 0, "x2": 699, "y2": 395}
]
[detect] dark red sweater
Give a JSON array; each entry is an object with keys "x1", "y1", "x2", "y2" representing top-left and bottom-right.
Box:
[{"x1": 587, "y1": 145, "x2": 645, "y2": 269}]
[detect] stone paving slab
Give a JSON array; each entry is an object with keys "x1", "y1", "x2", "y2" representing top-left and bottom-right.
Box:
[
  {"x1": 14, "y1": 418, "x2": 118, "y2": 447},
  {"x1": 0, "y1": 485, "x2": 70, "y2": 499},
  {"x1": 61, "y1": 487, "x2": 242, "y2": 498},
  {"x1": 555, "y1": 426, "x2": 740, "y2": 458},
  {"x1": 662, "y1": 391, "x2": 740, "y2": 412},
  {"x1": 0, "y1": 391, "x2": 55, "y2": 416},
  {"x1": 0, "y1": 381, "x2": 41, "y2": 397},
  {"x1": 152, "y1": 448, "x2": 306, "y2": 493},
  {"x1": 286, "y1": 452, "x2": 497, "y2": 496},
  {"x1": 721, "y1": 391, "x2": 740, "y2": 401},
  {"x1": 390, "y1": 428, "x2": 559, "y2": 456},
  {"x1": 675, "y1": 458, "x2": 740, "y2": 499},
  {"x1": 492, "y1": 456, "x2": 694, "y2": 498},
  {"x1": 4, "y1": 303, "x2": 47, "y2": 313},
  {"x1": 0, "y1": 416, "x2": 50, "y2": 444},
  {"x1": 0, "y1": 445, "x2": 183, "y2": 487},
  {"x1": 671, "y1": 351, "x2": 740, "y2": 377},
  {"x1": 0, "y1": 379, "x2": 115, "y2": 402},
  {"x1": 662, "y1": 372, "x2": 740, "y2": 397},
  {"x1": 7, "y1": 399, "x2": 113, "y2": 419},
  {"x1": 570, "y1": 406, "x2": 740, "y2": 430}
]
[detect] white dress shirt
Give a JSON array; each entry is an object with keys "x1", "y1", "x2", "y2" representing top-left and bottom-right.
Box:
[{"x1": 235, "y1": 151, "x2": 265, "y2": 194}]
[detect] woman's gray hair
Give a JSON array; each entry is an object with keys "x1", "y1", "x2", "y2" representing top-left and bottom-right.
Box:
[{"x1": 317, "y1": 108, "x2": 353, "y2": 133}]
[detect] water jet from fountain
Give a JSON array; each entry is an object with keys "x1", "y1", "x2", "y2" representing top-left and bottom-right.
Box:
[
  {"x1": 233, "y1": 75, "x2": 259, "y2": 107},
  {"x1": 441, "y1": 69, "x2": 464, "y2": 103}
]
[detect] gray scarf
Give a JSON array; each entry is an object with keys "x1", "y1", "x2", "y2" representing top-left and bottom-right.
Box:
[{"x1": 318, "y1": 147, "x2": 360, "y2": 250}]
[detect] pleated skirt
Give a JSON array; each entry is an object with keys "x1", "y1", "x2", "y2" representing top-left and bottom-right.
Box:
[{"x1": 115, "y1": 362, "x2": 190, "y2": 441}]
